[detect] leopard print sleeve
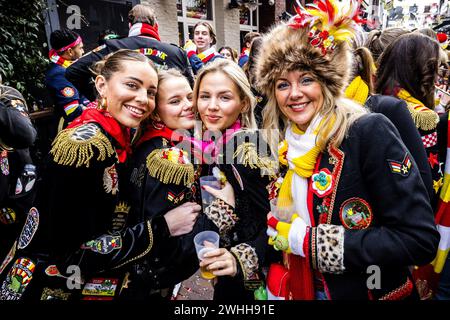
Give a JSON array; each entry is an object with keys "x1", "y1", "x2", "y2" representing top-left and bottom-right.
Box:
[
  {"x1": 230, "y1": 243, "x2": 259, "y2": 281},
  {"x1": 204, "y1": 198, "x2": 239, "y2": 235},
  {"x1": 311, "y1": 224, "x2": 345, "y2": 274}
]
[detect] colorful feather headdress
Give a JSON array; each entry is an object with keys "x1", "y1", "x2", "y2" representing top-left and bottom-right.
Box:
[{"x1": 289, "y1": 0, "x2": 364, "y2": 55}]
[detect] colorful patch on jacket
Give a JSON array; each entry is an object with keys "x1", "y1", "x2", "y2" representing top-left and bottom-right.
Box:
[
  {"x1": 0, "y1": 257, "x2": 35, "y2": 300},
  {"x1": 0, "y1": 207, "x2": 16, "y2": 224},
  {"x1": 44, "y1": 265, "x2": 62, "y2": 277},
  {"x1": 81, "y1": 235, "x2": 122, "y2": 255},
  {"x1": 17, "y1": 207, "x2": 39, "y2": 250},
  {"x1": 167, "y1": 190, "x2": 185, "y2": 205},
  {"x1": 103, "y1": 164, "x2": 119, "y2": 195},
  {"x1": 81, "y1": 278, "x2": 118, "y2": 297},
  {"x1": 61, "y1": 87, "x2": 75, "y2": 97},
  {"x1": 311, "y1": 168, "x2": 334, "y2": 197},
  {"x1": 339, "y1": 198, "x2": 373, "y2": 230},
  {"x1": 0, "y1": 150, "x2": 9, "y2": 175},
  {"x1": 387, "y1": 153, "x2": 412, "y2": 177}
]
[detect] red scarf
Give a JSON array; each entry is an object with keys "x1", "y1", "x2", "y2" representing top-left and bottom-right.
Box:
[
  {"x1": 136, "y1": 123, "x2": 185, "y2": 147},
  {"x1": 239, "y1": 47, "x2": 250, "y2": 60},
  {"x1": 68, "y1": 108, "x2": 131, "y2": 163},
  {"x1": 128, "y1": 22, "x2": 161, "y2": 41}
]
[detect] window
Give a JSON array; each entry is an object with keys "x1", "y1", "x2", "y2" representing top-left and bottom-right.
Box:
[
  {"x1": 177, "y1": 0, "x2": 214, "y2": 46},
  {"x1": 239, "y1": 5, "x2": 259, "y2": 50}
]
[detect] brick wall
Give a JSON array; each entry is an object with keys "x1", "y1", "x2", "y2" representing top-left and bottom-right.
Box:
[{"x1": 141, "y1": 0, "x2": 179, "y2": 44}]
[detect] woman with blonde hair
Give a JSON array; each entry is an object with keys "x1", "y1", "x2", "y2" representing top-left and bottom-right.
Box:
[
  {"x1": 256, "y1": 0, "x2": 438, "y2": 300},
  {"x1": 193, "y1": 59, "x2": 274, "y2": 301}
]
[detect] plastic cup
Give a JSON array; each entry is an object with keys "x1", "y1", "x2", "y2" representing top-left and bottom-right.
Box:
[
  {"x1": 199, "y1": 175, "x2": 221, "y2": 208},
  {"x1": 270, "y1": 198, "x2": 294, "y2": 222},
  {"x1": 193, "y1": 230, "x2": 220, "y2": 280}
]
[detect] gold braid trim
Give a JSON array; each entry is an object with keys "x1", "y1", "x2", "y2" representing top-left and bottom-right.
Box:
[
  {"x1": 50, "y1": 125, "x2": 115, "y2": 168},
  {"x1": 113, "y1": 220, "x2": 153, "y2": 270},
  {"x1": 146, "y1": 149, "x2": 194, "y2": 186},
  {"x1": 230, "y1": 243, "x2": 259, "y2": 280},
  {"x1": 233, "y1": 142, "x2": 277, "y2": 177},
  {"x1": 405, "y1": 102, "x2": 439, "y2": 131}
]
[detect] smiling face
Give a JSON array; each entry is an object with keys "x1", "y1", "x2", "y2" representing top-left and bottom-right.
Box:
[
  {"x1": 275, "y1": 70, "x2": 324, "y2": 131},
  {"x1": 95, "y1": 60, "x2": 158, "y2": 128},
  {"x1": 156, "y1": 76, "x2": 194, "y2": 130},
  {"x1": 196, "y1": 71, "x2": 246, "y2": 132},
  {"x1": 194, "y1": 25, "x2": 213, "y2": 53}
]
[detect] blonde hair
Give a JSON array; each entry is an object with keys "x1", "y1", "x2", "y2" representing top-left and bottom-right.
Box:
[
  {"x1": 193, "y1": 59, "x2": 257, "y2": 129},
  {"x1": 156, "y1": 68, "x2": 188, "y2": 101},
  {"x1": 262, "y1": 78, "x2": 368, "y2": 152}
]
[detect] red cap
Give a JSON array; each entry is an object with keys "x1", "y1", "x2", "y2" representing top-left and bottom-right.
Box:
[{"x1": 437, "y1": 32, "x2": 448, "y2": 43}]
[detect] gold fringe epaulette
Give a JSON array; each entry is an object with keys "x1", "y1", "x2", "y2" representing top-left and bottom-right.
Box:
[
  {"x1": 233, "y1": 142, "x2": 277, "y2": 177},
  {"x1": 405, "y1": 102, "x2": 439, "y2": 131},
  {"x1": 146, "y1": 148, "x2": 194, "y2": 186},
  {"x1": 50, "y1": 123, "x2": 115, "y2": 168}
]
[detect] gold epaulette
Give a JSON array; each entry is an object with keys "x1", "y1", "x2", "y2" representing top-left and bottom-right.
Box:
[
  {"x1": 50, "y1": 123, "x2": 115, "y2": 168},
  {"x1": 146, "y1": 147, "x2": 194, "y2": 186},
  {"x1": 233, "y1": 142, "x2": 277, "y2": 177},
  {"x1": 405, "y1": 102, "x2": 439, "y2": 131}
]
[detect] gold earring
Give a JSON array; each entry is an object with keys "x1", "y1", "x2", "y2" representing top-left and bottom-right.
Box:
[{"x1": 98, "y1": 97, "x2": 107, "y2": 110}]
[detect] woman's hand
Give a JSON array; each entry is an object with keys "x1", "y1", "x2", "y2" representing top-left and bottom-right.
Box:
[
  {"x1": 199, "y1": 247, "x2": 238, "y2": 277},
  {"x1": 164, "y1": 202, "x2": 201, "y2": 236},
  {"x1": 202, "y1": 181, "x2": 235, "y2": 208}
]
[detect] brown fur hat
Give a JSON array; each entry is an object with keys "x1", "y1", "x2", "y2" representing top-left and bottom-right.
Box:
[{"x1": 255, "y1": 22, "x2": 352, "y2": 98}]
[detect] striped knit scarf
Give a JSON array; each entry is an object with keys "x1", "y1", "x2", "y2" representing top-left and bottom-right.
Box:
[
  {"x1": 48, "y1": 36, "x2": 82, "y2": 68},
  {"x1": 432, "y1": 112, "x2": 450, "y2": 273},
  {"x1": 197, "y1": 47, "x2": 220, "y2": 64},
  {"x1": 128, "y1": 22, "x2": 161, "y2": 41},
  {"x1": 344, "y1": 76, "x2": 369, "y2": 105}
]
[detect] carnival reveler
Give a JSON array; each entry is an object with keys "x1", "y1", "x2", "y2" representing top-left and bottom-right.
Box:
[{"x1": 256, "y1": 0, "x2": 439, "y2": 300}]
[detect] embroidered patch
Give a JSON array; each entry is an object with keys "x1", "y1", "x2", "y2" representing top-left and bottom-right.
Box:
[
  {"x1": 81, "y1": 235, "x2": 122, "y2": 254},
  {"x1": 0, "y1": 257, "x2": 35, "y2": 300},
  {"x1": 167, "y1": 190, "x2": 185, "y2": 205},
  {"x1": 0, "y1": 207, "x2": 16, "y2": 224},
  {"x1": 0, "y1": 150, "x2": 9, "y2": 175},
  {"x1": 40, "y1": 287, "x2": 71, "y2": 300},
  {"x1": 311, "y1": 168, "x2": 334, "y2": 198},
  {"x1": 81, "y1": 278, "x2": 118, "y2": 297},
  {"x1": 387, "y1": 153, "x2": 412, "y2": 177},
  {"x1": 421, "y1": 131, "x2": 437, "y2": 148},
  {"x1": 61, "y1": 87, "x2": 75, "y2": 97},
  {"x1": 428, "y1": 152, "x2": 439, "y2": 169},
  {"x1": 103, "y1": 164, "x2": 119, "y2": 194},
  {"x1": 0, "y1": 241, "x2": 16, "y2": 275},
  {"x1": 111, "y1": 202, "x2": 130, "y2": 233},
  {"x1": 17, "y1": 207, "x2": 39, "y2": 250},
  {"x1": 44, "y1": 265, "x2": 62, "y2": 277},
  {"x1": 339, "y1": 198, "x2": 373, "y2": 230}
]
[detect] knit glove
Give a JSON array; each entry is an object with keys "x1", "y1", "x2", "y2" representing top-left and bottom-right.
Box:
[
  {"x1": 183, "y1": 40, "x2": 197, "y2": 57},
  {"x1": 267, "y1": 213, "x2": 307, "y2": 256}
]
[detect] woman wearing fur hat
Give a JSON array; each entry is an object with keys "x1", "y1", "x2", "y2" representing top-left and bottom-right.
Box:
[
  {"x1": 256, "y1": 0, "x2": 439, "y2": 300},
  {"x1": 194, "y1": 59, "x2": 274, "y2": 301}
]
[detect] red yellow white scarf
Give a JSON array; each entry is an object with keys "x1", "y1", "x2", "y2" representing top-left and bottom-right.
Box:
[
  {"x1": 128, "y1": 22, "x2": 161, "y2": 41},
  {"x1": 197, "y1": 47, "x2": 220, "y2": 64}
]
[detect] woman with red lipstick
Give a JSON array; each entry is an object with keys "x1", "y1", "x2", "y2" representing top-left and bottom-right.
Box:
[
  {"x1": 193, "y1": 59, "x2": 275, "y2": 301},
  {"x1": 255, "y1": 0, "x2": 438, "y2": 300},
  {"x1": 0, "y1": 50, "x2": 193, "y2": 300}
]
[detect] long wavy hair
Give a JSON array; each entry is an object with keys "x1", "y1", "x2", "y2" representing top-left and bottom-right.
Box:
[{"x1": 376, "y1": 33, "x2": 440, "y2": 108}]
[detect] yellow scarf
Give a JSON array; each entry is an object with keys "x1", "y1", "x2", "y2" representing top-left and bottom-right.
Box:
[
  {"x1": 277, "y1": 118, "x2": 330, "y2": 208},
  {"x1": 345, "y1": 76, "x2": 369, "y2": 105},
  {"x1": 396, "y1": 88, "x2": 439, "y2": 131}
]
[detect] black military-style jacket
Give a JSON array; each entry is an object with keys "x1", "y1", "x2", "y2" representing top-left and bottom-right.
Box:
[
  {"x1": 295, "y1": 113, "x2": 439, "y2": 300},
  {"x1": 66, "y1": 36, "x2": 194, "y2": 102},
  {"x1": 201, "y1": 129, "x2": 273, "y2": 301}
]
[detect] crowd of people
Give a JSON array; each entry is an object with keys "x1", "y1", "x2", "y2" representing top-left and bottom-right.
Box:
[{"x1": 1, "y1": 0, "x2": 450, "y2": 301}]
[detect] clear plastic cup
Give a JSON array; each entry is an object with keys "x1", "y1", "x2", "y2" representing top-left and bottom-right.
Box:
[
  {"x1": 193, "y1": 230, "x2": 220, "y2": 280},
  {"x1": 270, "y1": 198, "x2": 294, "y2": 222},
  {"x1": 199, "y1": 175, "x2": 221, "y2": 207}
]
